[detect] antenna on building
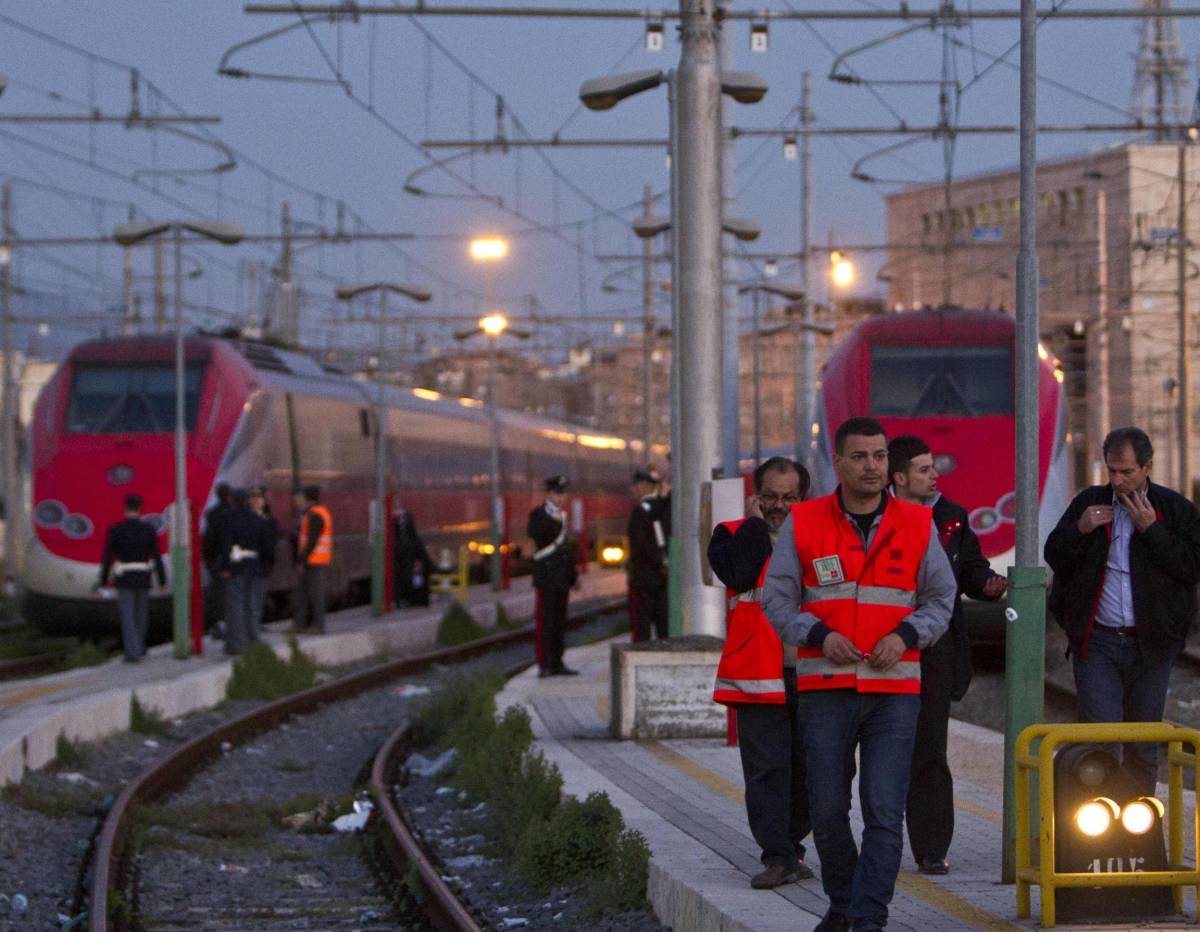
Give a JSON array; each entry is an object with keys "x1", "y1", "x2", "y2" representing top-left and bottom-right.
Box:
[{"x1": 1130, "y1": 0, "x2": 1190, "y2": 140}]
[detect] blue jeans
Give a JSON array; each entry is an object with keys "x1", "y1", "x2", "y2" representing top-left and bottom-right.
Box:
[
  {"x1": 799, "y1": 690, "x2": 920, "y2": 930},
  {"x1": 1073, "y1": 626, "x2": 1179, "y2": 794}
]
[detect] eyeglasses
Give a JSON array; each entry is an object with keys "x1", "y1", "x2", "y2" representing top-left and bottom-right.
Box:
[{"x1": 759, "y1": 493, "x2": 801, "y2": 506}]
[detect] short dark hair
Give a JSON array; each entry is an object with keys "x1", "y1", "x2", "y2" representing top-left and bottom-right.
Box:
[
  {"x1": 753, "y1": 456, "x2": 810, "y2": 497},
  {"x1": 834, "y1": 417, "x2": 887, "y2": 455},
  {"x1": 124, "y1": 494, "x2": 143, "y2": 512},
  {"x1": 1103, "y1": 427, "x2": 1153, "y2": 467},
  {"x1": 215, "y1": 482, "x2": 231, "y2": 503},
  {"x1": 303, "y1": 485, "x2": 321, "y2": 504},
  {"x1": 887, "y1": 435, "x2": 931, "y2": 484}
]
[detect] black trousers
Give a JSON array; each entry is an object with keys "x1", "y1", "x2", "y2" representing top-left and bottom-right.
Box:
[
  {"x1": 536, "y1": 585, "x2": 569, "y2": 670},
  {"x1": 906, "y1": 635, "x2": 955, "y2": 863},
  {"x1": 630, "y1": 581, "x2": 669, "y2": 641},
  {"x1": 735, "y1": 669, "x2": 811, "y2": 866},
  {"x1": 293, "y1": 564, "x2": 327, "y2": 632}
]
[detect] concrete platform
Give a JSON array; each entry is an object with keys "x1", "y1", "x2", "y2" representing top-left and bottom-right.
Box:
[
  {"x1": 498, "y1": 637, "x2": 1200, "y2": 932},
  {"x1": 0, "y1": 567, "x2": 626, "y2": 785}
]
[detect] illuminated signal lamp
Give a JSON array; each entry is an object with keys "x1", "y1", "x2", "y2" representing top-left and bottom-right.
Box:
[{"x1": 1052, "y1": 745, "x2": 1175, "y2": 921}]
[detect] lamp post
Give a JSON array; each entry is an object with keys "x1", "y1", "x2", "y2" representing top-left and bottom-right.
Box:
[
  {"x1": 0, "y1": 184, "x2": 13, "y2": 598},
  {"x1": 738, "y1": 283, "x2": 806, "y2": 464},
  {"x1": 112, "y1": 219, "x2": 244, "y2": 659},
  {"x1": 335, "y1": 281, "x2": 433, "y2": 616},
  {"x1": 582, "y1": 46, "x2": 767, "y2": 638},
  {"x1": 455, "y1": 312, "x2": 530, "y2": 592}
]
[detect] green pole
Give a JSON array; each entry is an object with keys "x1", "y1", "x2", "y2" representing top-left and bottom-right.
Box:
[
  {"x1": 371, "y1": 511, "x2": 385, "y2": 616},
  {"x1": 1002, "y1": 565, "x2": 1046, "y2": 881},
  {"x1": 171, "y1": 541, "x2": 190, "y2": 660},
  {"x1": 668, "y1": 537, "x2": 683, "y2": 637}
]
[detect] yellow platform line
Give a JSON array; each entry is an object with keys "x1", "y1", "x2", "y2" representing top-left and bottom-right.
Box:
[{"x1": 639, "y1": 738, "x2": 1016, "y2": 930}]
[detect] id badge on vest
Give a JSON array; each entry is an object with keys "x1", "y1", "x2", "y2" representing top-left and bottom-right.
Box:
[{"x1": 813, "y1": 555, "x2": 845, "y2": 586}]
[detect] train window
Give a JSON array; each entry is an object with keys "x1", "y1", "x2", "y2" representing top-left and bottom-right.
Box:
[
  {"x1": 67, "y1": 363, "x2": 204, "y2": 434},
  {"x1": 870, "y1": 346, "x2": 1012, "y2": 417}
]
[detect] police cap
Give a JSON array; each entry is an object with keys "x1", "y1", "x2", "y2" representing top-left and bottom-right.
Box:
[
  {"x1": 544, "y1": 475, "x2": 570, "y2": 493},
  {"x1": 632, "y1": 467, "x2": 661, "y2": 485}
]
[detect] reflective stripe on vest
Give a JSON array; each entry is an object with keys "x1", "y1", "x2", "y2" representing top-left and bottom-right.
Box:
[
  {"x1": 712, "y1": 518, "x2": 786, "y2": 706},
  {"x1": 301, "y1": 505, "x2": 333, "y2": 566},
  {"x1": 788, "y1": 494, "x2": 931, "y2": 695}
]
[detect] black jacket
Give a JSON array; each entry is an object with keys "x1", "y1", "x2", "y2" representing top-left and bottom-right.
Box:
[
  {"x1": 930, "y1": 495, "x2": 999, "y2": 700},
  {"x1": 218, "y1": 507, "x2": 274, "y2": 577},
  {"x1": 1045, "y1": 481, "x2": 1200, "y2": 660},
  {"x1": 99, "y1": 518, "x2": 166, "y2": 590},
  {"x1": 527, "y1": 503, "x2": 577, "y2": 590},
  {"x1": 628, "y1": 496, "x2": 669, "y2": 590},
  {"x1": 254, "y1": 512, "x2": 279, "y2": 578},
  {"x1": 707, "y1": 516, "x2": 772, "y2": 594}
]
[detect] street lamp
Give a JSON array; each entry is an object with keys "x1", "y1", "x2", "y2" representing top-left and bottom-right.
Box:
[
  {"x1": 469, "y1": 237, "x2": 509, "y2": 263},
  {"x1": 830, "y1": 250, "x2": 856, "y2": 289},
  {"x1": 112, "y1": 219, "x2": 244, "y2": 659},
  {"x1": 739, "y1": 283, "x2": 805, "y2": 464},
  {"x1": 335, "y1": 281, "x2": 433, "y2": 617},
  {"x1": 0, "y1": 188, "x2": 12, "y2": 599},
  {"x1": 455, "y1": 312, "x2": 530, "y2": 592},
  {"x1": 585, "y1": 55, "x2": 767, "y2": 639}
]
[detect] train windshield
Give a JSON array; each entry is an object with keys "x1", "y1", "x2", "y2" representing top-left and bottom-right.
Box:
[
  {"x1": 66, "y1": 363, "x2": 205, "y2": 434},
  {"x1": 870, "y1": 346, "x2": 1012, "y2": 417}
]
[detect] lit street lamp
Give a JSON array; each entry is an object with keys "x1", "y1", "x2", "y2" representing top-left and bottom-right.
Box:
[
  {"x1": 112, "y1": 219, "x2": 244, "y2": 659},
  {"x1": 830, "y1": 250, "x2": 856, "y2": 289},
  {"x1": 455, "y1": 312, "x2": 530, "y2": 592},
  {"x1": 335, "y1": 281, "x2": 433, "y2": 617}
]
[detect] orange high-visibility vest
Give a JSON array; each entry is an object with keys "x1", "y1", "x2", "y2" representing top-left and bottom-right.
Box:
[
  {"x1": 300, "y1": 504, "x2": 333, "y2": 566},
  {"x1": 712, "y1": 519, "x2": 786, "y2": 706},
  {"x1": 791, "y1": 494, "x2": 930, "y2": 695}
]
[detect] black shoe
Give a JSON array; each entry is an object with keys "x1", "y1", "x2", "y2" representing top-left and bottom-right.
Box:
[
  {"x1": 537, "y1": 667, "x2": 552, "y2": 678},
  {"x1": 918, "y1": 857, "x2": 949, "y2": 875},
  {"x1": 122, "y1": 656, "x2": 141, "y2": 664},
  {"x1": 815, "y1": 910, "x2": 851, "y2": 932},
  {"x1": 750, "y1": 864, "x2": 800, "y2": 889},
  {"x1": 550, "y1": 666, "x2": 579, "y2": 676},
  {"x1": 795, "y1": 858, "x2": 814, "y2": 880}
]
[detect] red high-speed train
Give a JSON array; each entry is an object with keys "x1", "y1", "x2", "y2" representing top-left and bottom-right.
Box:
[
  {"x1": 23, "y1": 335, "x2": 639, "y2": 634},
  {"x1": 809, "y1": 308, "x2": 1071, "y2": 576}
]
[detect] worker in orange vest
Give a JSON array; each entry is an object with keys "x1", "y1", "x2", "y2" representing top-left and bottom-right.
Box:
[
  {"x1": 763, "y1": 418, "x2": 956, "y2": 932},
  {"x1": 709, "y1": 457, "x2": 813, "y2": 890},
  {"x1": 292, "y1": 485, "x2": 332, "y2": 634}
]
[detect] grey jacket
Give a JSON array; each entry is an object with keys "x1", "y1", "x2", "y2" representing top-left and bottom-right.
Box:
[{"x1": 762, "y1": 496, "x2": 957, "y2": 653}]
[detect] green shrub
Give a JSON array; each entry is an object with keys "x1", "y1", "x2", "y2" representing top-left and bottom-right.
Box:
[
  {"x1": 516, "y1": 791, "x2": 624, "y2": 891},
  {"x1": 129, "y1": 696, "x2": 169, "y2": 736},
  {"x1": 54, "y1": 733, "x2": 90, "y2": 770},
  {"x1": 486, "y1": 747, "x2": 563, "y2": 843},
  {"x1": 225, "y1": 640, "x2": 317, "y2": 702},
  {"x1": 64, "y1": 640, "x2": 108, "y2": 669},
  {"x1": 453, "y1": 704, "x2": 533, "y2": 798},
  {"x1": 437, "y1": 603, "x2": 486, "y2": 646},
  {"x1": 494, "y1": 601, "x2": 520, "y2": 631},
  {"x1": 408, "y1": 670, "x2": 504, "y2": 749},
  {"x1": 583, "y1": 828, "x2": 651, "y2": 915}
]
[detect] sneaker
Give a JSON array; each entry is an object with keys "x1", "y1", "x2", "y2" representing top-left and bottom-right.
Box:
[
  {"x1": 918, "y1": 857, "x2": 949, "y2": 875},
  {"x1": 814, "y1": 910, "x2": 851, "y2": 932},
  {"x1": 750, "y1": 864, "x2": 800, "y2": 889}
]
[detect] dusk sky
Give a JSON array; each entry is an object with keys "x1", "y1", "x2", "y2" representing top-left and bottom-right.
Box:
[{"x1": 4, "y1": 2, "x2": 1199, "y2": 362}]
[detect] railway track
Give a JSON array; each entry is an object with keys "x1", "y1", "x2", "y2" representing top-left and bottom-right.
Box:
[
  {"x1": 0, "y1": 649, "x2": 67, "y2": 681},
  {"x1": 86, "y1": 608, "x2": 618, "y2": 932}
]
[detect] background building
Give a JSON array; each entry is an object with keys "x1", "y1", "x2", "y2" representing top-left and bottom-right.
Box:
[{"x1": 886, "y1": 143, "x2": 1196, "y2": 491}]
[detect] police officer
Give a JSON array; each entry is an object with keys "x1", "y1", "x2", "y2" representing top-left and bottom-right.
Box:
[
  {"x1": 292, "y1": 485, "x2": 332, "y2": 633},
  {"x1": 627, "y1": 467, "x2": 669, "y2": 642},
  {"x1": 218, "y1": 488, "x2": 274, "y2": 654},
  {"x1": 202, "y1": 482, "x2": 232, "y2": 638},
  {"x1": 98, "y1": 494, "x2": 166, "y2": 662},
  {"x1": 528, "y1": 475, "x2": 578, "y2": 677},
  {"x1": 709, "y1": 457, "x2": 814, "y2": 889},
  {"x1": 888, "y1": 435, "x2": 1006, "y2": 876}
]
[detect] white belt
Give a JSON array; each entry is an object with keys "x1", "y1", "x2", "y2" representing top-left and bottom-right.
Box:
[
  {"x1": 726, "y1": 587, "x2": 763, "y2": 611},
  {"x1": 230, "y1": 545, "x2": 258, "y2": 563},
  {"x1": 113, "y1": 561, "x2": 152, "y2": 576},
  {"x1": 533, "y1": 526, "x2": 567, "y2": 562}
]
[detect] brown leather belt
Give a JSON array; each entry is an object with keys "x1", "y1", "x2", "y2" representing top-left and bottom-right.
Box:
[{"x1": 1098, "y1": 625, "x2": 1137, "y2": 637}]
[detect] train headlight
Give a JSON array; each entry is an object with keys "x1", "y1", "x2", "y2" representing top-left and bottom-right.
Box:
[
  {"x1": 106, "y1": 464, "x2": 135, "y2": 485},
  {"x1": 34, "y1": 500, "x2": 67, "y2": 528},
  {"x1": 1121, "y1": 797, "x2": 1164, "y2": 835},
  {"x1": 1074, "y1": 798, "x2": 1119, "y2": 837},
  {"x1": 931, "y1": 453, "x2": 957, "y2": 475},
  {"x1": 61, "y1": 513, "x2": 94, "y2": 540},
  {"x1": 601, "y1": 545, "x2": 626, "y2": 565},
  {"x1": 968, "y1": 507, "x2": 999, "y2": 534}
]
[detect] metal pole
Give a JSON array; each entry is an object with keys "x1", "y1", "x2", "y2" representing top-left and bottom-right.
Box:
[
  {"x1": 171, "y1": 226, "x2": 191, "y2": 659},
  {"x1": 797, "y1": 72, "x2": 815, "y2": 466},
  {"x1": 1178, "y1": 141, "x2": 1192, "y2": 499},
  {"x1": 1002, "y1": 0, "x2": 1046, "y2": 881},
  {"x1": 372, "y1": 288, "x2": 387, "y2": 615},
  {"x1": 752, "y1": 288, "x2": 762, "y2": 464},
  {"x1": 1, "y1": 184, "x2": 14, "y2": 597},
  {"x1": 667, "y1": 71, "x2": 684, "y2": 638},
  {"x1": 642, "y1": 183, "x2": 654, "y2": 458},
  {"x1": 281, "y1": 202, "x2": 294, "y2": 345},
  {"x1": 718, "y1": 0, "x2": 739, "y2": 479},
  {"x1": 488, "y1": 335, "x2": 502, "y2": 591},
  {"x1": 675, "y1": 0, "x2": 726, "y2": 637},
  {"x1": 122, "y1": 206, "x2": 135, "y2": 336},
  {"x1": 153, "y1": 237, "x2": 166, "y2": 334}
]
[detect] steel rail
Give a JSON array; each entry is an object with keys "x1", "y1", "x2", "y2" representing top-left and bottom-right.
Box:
[
  {"x1": 0, "y1": 650, "x2": 66, "y2": 680},
  {"x1": 87, "y1": 596, "x2": 619, "y2": 931}
]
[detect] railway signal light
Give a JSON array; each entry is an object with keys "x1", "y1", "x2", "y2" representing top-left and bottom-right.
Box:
[
  {"x1": 1053, "y1": 745, "x2": 1174, "y2": 922},
  {"x1": 645, "y1": 19, "x2": 664, "y2": 52}
]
